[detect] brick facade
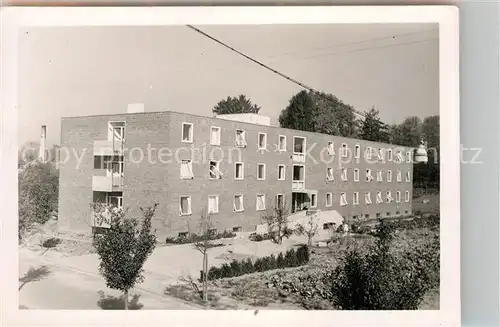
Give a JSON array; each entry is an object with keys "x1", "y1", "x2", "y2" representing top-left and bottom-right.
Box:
[{"x1": 58, "y1": 111, "x2": 413, "y2": 239}]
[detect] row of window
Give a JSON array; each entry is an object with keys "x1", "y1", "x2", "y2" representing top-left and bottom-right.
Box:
[
  {"x1": 181, "y1": 159, "x2": 412, "y2": 182},
  {"x1": 181, "y1": 122, "x2": 412, "y2": 162},
  {"x1": 179, "y1": 190, "x2": 411, "y2": 216}
]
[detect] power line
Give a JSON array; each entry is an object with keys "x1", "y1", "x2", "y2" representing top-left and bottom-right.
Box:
[
  {"x1": 263, "y1": 28, "x2": 438, "y2": 61},
  {"x1": 186, "y1": 25, "x2": 389, "y2": 127}
]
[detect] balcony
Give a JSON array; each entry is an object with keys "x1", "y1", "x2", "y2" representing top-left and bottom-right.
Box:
[
  {"x1": 92, "y1": 175, "x2": 124, "y2": 192},
  {"x1": 292, "y1": 180, "x2": 305, "y2": 191},
  {"x1": 93, "y1": 140, "x2": 124, "y2": 156},
  {"x1": 293, "y1": 152, "x2": 306, "y2": 163}
]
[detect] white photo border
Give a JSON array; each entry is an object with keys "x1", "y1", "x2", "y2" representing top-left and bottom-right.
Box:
[{"x1": 0, "y1": 6, "x2": 459, "y2": 327}]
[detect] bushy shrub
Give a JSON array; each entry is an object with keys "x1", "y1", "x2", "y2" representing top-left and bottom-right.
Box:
[
  {"x1": 249, "y1": 233, "x2": 273, "y2": 242},
  {"x1": 41, "y1": 237, "x2": 61, "y2": 248},
  {"x1": 165, "y1": 230, "x2": 236, "y2": 244},
  {"x1": 329, "y1": 220, "x2": 439, "y2": 310},
  {"x1": 202, "y1": 245, "x2": 310, "y2": 281}
]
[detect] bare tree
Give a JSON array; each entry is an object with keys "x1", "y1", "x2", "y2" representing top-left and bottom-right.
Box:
[
  {"x1": 295, "y1": 214, "x2": 319, "y2": 246},
  {"x1": 261, "y1": 196, "x2": 292, "y2": 244},
  {"x1": 193, "y1": 209, "x2": 217, "y2": 303}
]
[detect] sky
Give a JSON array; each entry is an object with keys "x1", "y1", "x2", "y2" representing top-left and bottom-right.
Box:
[{"x1": 18, "y1": 23, "x2": 439, "y2": 147}]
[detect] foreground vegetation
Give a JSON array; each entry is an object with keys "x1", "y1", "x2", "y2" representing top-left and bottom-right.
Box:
[{"x1": 165, "y1": 216, "x2": 440, "y2": 310}]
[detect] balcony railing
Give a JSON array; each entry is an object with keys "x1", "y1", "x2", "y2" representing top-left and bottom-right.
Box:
[
  {"x1": 293, "y1": 152, "x2": 306, "y2": 163},
  {"x1": 92, "y1": 175, "x2": 124, "y2": 192},
  {"x1": 292, "y1": 180, "x2": 305, "y2": 191},
  {"x1": 93, "y1": 140, "x2": 124, "y2": 156}
]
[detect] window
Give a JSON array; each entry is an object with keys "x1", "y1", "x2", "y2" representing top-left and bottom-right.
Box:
[
  {"x1": 352, "y1": 214, "x2": 358, "y2": 220},
  {"x1": 406, "y1": 151, "x2": 412, "y2": 163},
  {"x1": 311, "y1": 193, "x2": 317, "y2": 207},
  {"x1": 387, "y1": 149, "x2": 393, "y2": 161},
  {"x1": 179, "y1": 196, "x2": 192, "y2": 215},
  {"x1": 341, "y1": 143, "x2": 348, "y2": 157},
  {"x1": 341, "y1": 168, "x2": 348, "y2": 181},
  {"x1": 107, "y1": 193, "x2": 123, "y2": 208},
  {"x1": 278, "y1": 165, "x2": 286, "y2": 180},
  {"x1": 327, "y1": 142, "x2": 335, "y2": 155},
  {"x1": 340, "y1": 192, "x2": 348, "y2": 206},
  {"x1": 365, "y1": 146, "x2": 372, "y2": 160},
  {"x1": 396, "y1": 150, "x2": 404, "y2": 163},
  {"x1": 326, "y1": 167, "x2": 334, "y2": 181},
  {"x1": 406, "y1": 171, "x2": 411, "y2": 182},
  {"x1": 366, "y1": 169, "x2": 373, "y2": 182},
  {"x1": 209, "y1": 161, "x2": 223, "y2": 179},
  {"x1": 386, "y1": 191, "x2": 393, "y2": 203},
  {"x1": 208, "y1": 195, "x2": 219, "y2": 214},
  {"x1": 405, "y1": 191, "x2": 410, "y2": 202},
  {"x1": 181, "y1": 122, "x2": 193, "y2": 143},
  {"x1": 376, "y1": 191, "x2": 383, "y2": 203},
  {"x1": 235, "y1": 129, "x2": 247, "y2": 147},
  {"x1": 293, "y1": 165, "x2": 305, "y2": 181},
  {"x1": 396, "y1": 191, "x2": 401, "y2": 203},
  {"x1": 180, "y1": 160, "x2": 194, "y2": 179},
  {"x1": 108, "y1": 121, "x2": 125, "y2": 141},
  {"x1": 396, "y1": 211, "x2": 400, "y2": 215},
  {"x1": 387, "y1": 170, "x2": 392, "y2": 182},
  {"x1": 353, "y1": 192, "x2": 359, "y2": 205},
  {"x1": 376, "y1": 213, "x2": 381, "y2": 218},
  {"x1": 386, "y1": 212, "x2": 391, "y2": 217},
  {"x1": 256, "y1": 194, "x2": 266, "y2": 211},
  {"x1": 276, "y1": 194, "x2": 284, "y2": 209},
  {"x1": 354, "y1": 169, "x2": 360, "y2": 182},
  {"x1": 405, "y1": 210, "x2": 409, "y2": 214},
  {"x1": 257, "y1": 163, "x2": 266, "y2": 180},
  {"x1": 396, "y1": 170, "x2": 402, "y2": 182},
  {"x1": 364, "y1": 214, "x2": 370, "y2": 219},
  {"x1": 378, "y1": 148, "x2": 385, "y2": 161},
  {"x1": 326, "y1": 193, "x2": 333, "y2": 207},
  {"x1": 258, "y1": 132, "x2": 267, "y2": 150},
  {"x1": 354, "y1": 144, "x2": 360, "y2": 159},
  {"x1": 377, "y1": 169, "x2": 383, "y2": 182},
  {"x1": 365, "y1": 192, "x2": 372, "y2": 204},
  {"x1": 233, "y1": 226, "x2": 242, "y2": 232},
  {"x1": 234, "y1": 194, "x2": 244, "y2": 212},
  {"x1": 293, "y1": 137, "x2": 306, "y2": 153},
  {"x1": 210, "y1": 126, "x2": 221, "y2": 146},
  {"x1": 278, "y1": 135, "x2": 287, "y2": 151},
  {"x1": 234, "y1": 162, "x2": 244, "y2": 180}
]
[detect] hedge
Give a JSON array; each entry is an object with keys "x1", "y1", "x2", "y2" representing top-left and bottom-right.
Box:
[
  {"x1": 165, "y1": 230, "x2": 236, "y2": 244},
  {"x1": 200, "y1": 245, "x2": 310, "y2": 281}
]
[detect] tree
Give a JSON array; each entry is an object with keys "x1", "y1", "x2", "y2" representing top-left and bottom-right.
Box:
[
  {"x1": 330, "y1": 219, "x2": 439, "y2": 309},
  {"x1": 295, "y1": 214, "x2": 319, "y2": 246},
  {"x1": 279, "y1": 90, "x2": 359, "y2": 137},
  {"x1": 212, "y1": 94, "x2": 261, "y2": 115},
  {"x1": 261, "y1": 196, "x2": 292, "y2": 244},
  {"x1": 193, "y1": 210, "x2": 218, "y2": 303},
  {"x1": 92, "y1": 203, "x2": 157, "y2": 310},
  {"x1": 391, "y1": 116, "x2": 423, "y2": 147},
  {"x1": 358, "y1": 107, "x2": 390, "y2": 143},
  {"x1": 18, "y1": 162, "x2": 59, "y2": 241}
]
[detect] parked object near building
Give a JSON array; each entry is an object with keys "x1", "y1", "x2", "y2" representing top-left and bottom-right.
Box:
[{"x1": 58, "y1": 106, "x2": 415, "y2": 238}]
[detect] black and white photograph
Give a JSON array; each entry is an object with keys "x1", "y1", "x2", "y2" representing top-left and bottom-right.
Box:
[{"x1": 2, "y1": 6, "x2": 460, "y2": 327}]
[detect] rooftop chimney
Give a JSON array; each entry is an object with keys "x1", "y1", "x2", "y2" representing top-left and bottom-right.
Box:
[
  {"x1": 39, "y1": 125, "x2": 47, "y2": 162},
  {"x1": 127, "y1": 103, "x2": 145, "y2": 114}
]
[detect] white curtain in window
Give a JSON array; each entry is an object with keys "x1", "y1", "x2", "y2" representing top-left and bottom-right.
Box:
[
  {"x1": 234, "y1": 196, "x2": 243, "y2": 211},
  {"x1": 365, "y1": 192, "x2": 372, "y2": 204},
  {"x1": 180, "y1": 197, "x2": 190, "y2": 214},
  {"x1": 340, "y1": 193, "x2": 347, "y2": 206},
  {"x1": 327, "y1": 168, "x2": 334, "y2": 181},
  {"x1": 180, "y1": 161, "x2": 193, "y2": 179},
  {"x1": 341, "y1": 169, "x2": 347, "y2": 181},
  {"x1": 208, "y1": 196, "x2": 218, "y2": 213},
  {"x1": 397, "y1": 171, "x2": 402, "y2": 182},
  {"x1": 211, "y1": 128, "x2": 220, "y2": 145},
  {"x1": 257, "y1": 195, "x2": 265, "y2": 210},
  {"x1": 377, "y1": 170, "x2": 383, "y2": 181},
  {"x1": 376, "y1": 192, "x2": 383, "y2": 203}
]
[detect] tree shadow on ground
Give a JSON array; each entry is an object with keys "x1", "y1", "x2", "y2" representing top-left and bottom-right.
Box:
[
  {"x1": 97, "y1": 291, "x2": 144, "y2": 310},
  {"x1": 19, "y1": 265, "x2": 51, "y2": 290}
]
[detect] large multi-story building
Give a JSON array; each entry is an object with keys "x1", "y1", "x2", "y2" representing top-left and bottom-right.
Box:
[{"x1": 58, "y1": 106, "x2": 414, "y2": 238}]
